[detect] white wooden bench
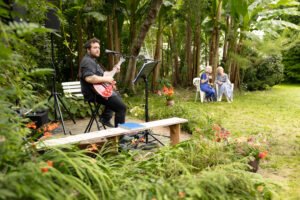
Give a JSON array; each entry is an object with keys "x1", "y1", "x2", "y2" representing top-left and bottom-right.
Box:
[
  {"x1": 62, "y1": 81, "x2": 83, "y2": 98},
  {"x1": 62, "y1": 81, "x2": 106, "y2": 132},
  {"x1": 37, "y1": 117, "x2": 188, "y2": 149}
]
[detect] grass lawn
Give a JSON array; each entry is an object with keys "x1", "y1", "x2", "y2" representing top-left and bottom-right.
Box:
[
  {"x1": 190, "y1": 84, "x2": 300, "y2": 199},
  {"x1": 127, "y1": 84, "x2": 300, "y2": 199}
]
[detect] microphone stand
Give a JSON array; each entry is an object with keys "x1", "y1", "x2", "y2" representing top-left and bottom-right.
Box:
[
  {"x1": 132, "y1": 60, "x2": 164, "y2": 146},
  {"x1": 48, "y1": 32, "x2": 76, "y2": 135}
]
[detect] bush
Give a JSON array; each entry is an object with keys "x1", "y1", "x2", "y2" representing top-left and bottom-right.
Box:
[{"x1": 242, "y1": 54, "x2": 284, "y2": 91}]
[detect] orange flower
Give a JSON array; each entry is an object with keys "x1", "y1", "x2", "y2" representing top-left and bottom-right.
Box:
[
  {"x1": 44, "y1": 122, "x2": 59, "y2": 131},
  {"x1": 258, "y1": 151, "x2": 268, "y2": 159},
  {"x1": 41, "y1": 167, "x2": 49, "y2": 173},
  {"x1": 87, "y1": 144, "x2": 98, "y2": 151},
  {"x1": 47, "y1": 160, "x2": 53, "y2": 167},
  {"x1": 43, "y1": 132, "x2": 52, "y2": 138},
  {"x1": 212, "y1": 124, "x2": 221, "y2": 131},
  {"x1": 26, "y1": 122, "x2": 37, "y2": 129},
  {"x1": 162, "y1": 85, "x2": 169, "y2": 94},
  {"x1": 167, "y1": 87, "x2": 174, "y2": 96}
]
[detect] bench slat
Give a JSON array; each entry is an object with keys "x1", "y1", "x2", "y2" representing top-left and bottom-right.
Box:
[
  {"x1": 64, "y1": 88, "x2": 82, "y2": 93},
  {"x1": 62, "y1": 81, "x2": 83, "y2": 98},
  {"x1": 62, "y1": 81, "x2": 81, "y2": 86},
  {"x1": 38, "y1": 128, "x2": 127, "y2": 147},
  {"x1": 37, "y1": 117, "x2": 188, "y2": 148},
  {"x1": 63, "y1": 85, "x2": 81, "y2": 89}
]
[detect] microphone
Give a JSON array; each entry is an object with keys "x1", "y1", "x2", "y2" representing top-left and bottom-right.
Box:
[{"x1": 105, "y1": 49, "x2": 120, "y2": 54}]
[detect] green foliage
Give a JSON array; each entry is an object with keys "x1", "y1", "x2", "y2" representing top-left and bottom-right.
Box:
[
  {"x1": 1, "y1": 0, "x2": 298, "y2": 199},
  {"x1": 242, "y1": 54, "x2": 284, "y2": 91},
  {"x1": 283, "y1": 41, "x2": 300, "y2": 83},
  {"x1": 0, "y1": 18, "x2": 51, "y2": 167},
  {"x1": 65, "y1": 98, "x2": 91, "y2": 118}
]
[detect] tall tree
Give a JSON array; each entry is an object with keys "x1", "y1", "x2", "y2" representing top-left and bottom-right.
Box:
[
  {"x1": 151, "y1": 1, "x2": 173, "y2": 91},
  {"x1": 209, "y1": 0, "x2": 222, "y2": 79},
  {"x1": 124, "y1": 0, "x2": 163, "y2": 93}
]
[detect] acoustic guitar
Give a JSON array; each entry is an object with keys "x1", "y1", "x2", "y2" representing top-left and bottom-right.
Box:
[{"x1": 93, "y1": 57, "x2": 125, "y2": 98}]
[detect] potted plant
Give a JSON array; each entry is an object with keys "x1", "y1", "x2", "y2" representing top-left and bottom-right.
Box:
[
  {"x1": 162, "y1": 85, "x2": 175, "y2": 106},
  {"x1": 233, "y1": 136, "x2": 268, "y2": 172}
]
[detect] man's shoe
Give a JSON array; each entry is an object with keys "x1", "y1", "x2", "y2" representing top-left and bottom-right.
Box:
[{"x1": 99, "y1": 118, "x2": 114, "y2": 128}]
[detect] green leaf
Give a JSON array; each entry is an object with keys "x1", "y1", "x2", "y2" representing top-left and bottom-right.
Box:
[
  {"x1": 27, "y1": 68, "x2": 54, "y2": 77},
  {"x1": 83, "y1": 11, "x2": 106, "y2": 22}
]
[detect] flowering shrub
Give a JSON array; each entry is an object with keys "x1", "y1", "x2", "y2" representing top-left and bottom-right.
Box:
[
  {"x1": 233, "y1": 135, "x2": 268, "y2": 160},
  {"x1": 212, "y1": 124, "x2": 230, "y2": 142},
  {"x1": 26, "y1": 121, "x2": 59, "y2": 141},
  {"x1": 211, "y1": 124, "x2": 268, "y2": 161},
  {"x1": 162, "y1": 85, "x2": 174, "y2": 101}
]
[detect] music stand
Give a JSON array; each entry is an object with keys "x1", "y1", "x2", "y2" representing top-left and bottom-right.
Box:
[{"x1": 133, "y1": 60, "x2": 164, "y2": 145}]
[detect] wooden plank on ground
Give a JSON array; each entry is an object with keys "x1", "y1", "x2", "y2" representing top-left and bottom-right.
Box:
[
  {"x1": 124, "y1": 117, "x2": 188, "y2": 133},
  {"x1": 37, "y1": 117, "x2": 188, "y2": 148},
  {"x1": 38, "y1": 128, "x2": 129, "y2": 148}
]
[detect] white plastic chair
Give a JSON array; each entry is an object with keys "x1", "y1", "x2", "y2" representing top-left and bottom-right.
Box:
[
  {"x1": 192, "y1": 77, "x2": 206, "y2": 103},
  {"x1": 215, "y1": 83, "x2": 234, "y2": 102}
]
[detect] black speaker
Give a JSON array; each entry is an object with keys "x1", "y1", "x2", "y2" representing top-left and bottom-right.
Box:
[
  {"x1": 26, "y1": 110, "x2": 49, "y2": 128},
  {"x1": 45, "y1": 8, "x2": 60, "y2": 31}
]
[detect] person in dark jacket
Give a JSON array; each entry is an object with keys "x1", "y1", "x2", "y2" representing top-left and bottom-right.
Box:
[{"x1": 80, "y1": 38, "x2": 126, "y2": 127}]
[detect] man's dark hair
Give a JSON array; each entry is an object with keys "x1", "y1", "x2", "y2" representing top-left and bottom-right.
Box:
[{"x1": 84, "y1": 37, "x2": 100, "y2": 49}]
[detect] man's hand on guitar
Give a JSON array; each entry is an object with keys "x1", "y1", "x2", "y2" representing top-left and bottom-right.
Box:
[
  {"x1": 93, "y1": 57, "x2": 125, "y2": 98},
  {"x1": 114, "y1": 57, "x2": 126, "y2": 73}
]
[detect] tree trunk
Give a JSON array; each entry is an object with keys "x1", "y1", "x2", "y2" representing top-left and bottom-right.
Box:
[
  {"x1": 205, "y1": 35, "x2": 209, "y2": 66},
  {"x1": 226, "y1": 20, "x2": 237, "y2": 79},
  {"x1": 113, "y1": 12, "x2": 121, "y2": 64},
  {"x1": 185, "y1": 19, "x2": 193, "y2": 86},
  {"x1": 129, "y1": 0, "x2": 138, "y2": 50},
  {"x1": 169, "y1": 26, "x2": 180, "y2": 86},
  {"x1": 77, "y1": 11, "x2": 83, "y2": 79},
  {"x1": 113, "y1": 3, "x2": 121, "y2": 65},
  {"x1": 107, "y1": 14, "x2": 114, "y2": 70},
  {"x1": 113, "y1": 3, "x2": 122, "y2": 82},
  {"x1": 124, "y1": 0, "x2": 163, "y2": 92},
  {"x1": 193, "y1": 24, "x2": 201, "y2": 79},
  {"x1": 209, "y1": 0, "x2": 222, "y2": 80},
  {"x1": 151, "y1": 19, "x2": 163, "y2": 91},
  {"x1": 222, "y1": 15, "x2": 231, "y2": 68}
]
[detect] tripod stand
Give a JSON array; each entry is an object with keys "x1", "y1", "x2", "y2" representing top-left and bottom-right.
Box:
[
  {"x1": 133, "y1": 60, "x2": 164, "y2": 146},
  {"x1": 48, "y1": 32, "x2": 76, "y2": 135}
]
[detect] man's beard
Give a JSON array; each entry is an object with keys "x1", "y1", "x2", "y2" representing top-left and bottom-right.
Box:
[{"x1": 89, "y1": 52, "x2": 100, "y2": 58}]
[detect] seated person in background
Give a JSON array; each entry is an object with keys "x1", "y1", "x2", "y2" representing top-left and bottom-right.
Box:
[
  {"x1": 215, "y1": 66, "x2": 233, "y2": 102},
  {"x1": 80, "y1": 38, "x2": 127, "y2": 127},
  {"x1": 200, "y1": 66, "x2": 216, "y2": 101}
]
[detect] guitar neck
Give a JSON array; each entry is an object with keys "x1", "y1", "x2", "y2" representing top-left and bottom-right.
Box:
[
  {"x1": 110, "y1": 67, "x2": 118, "y2": 78},
  {"x1": 105, "y1": 59, "x2": 124, "y2": 78}
]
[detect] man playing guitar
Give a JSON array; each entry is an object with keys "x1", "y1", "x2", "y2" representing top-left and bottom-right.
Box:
[{"x1": 80, "y1": 38, "x2": 126, "y2": 128}]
